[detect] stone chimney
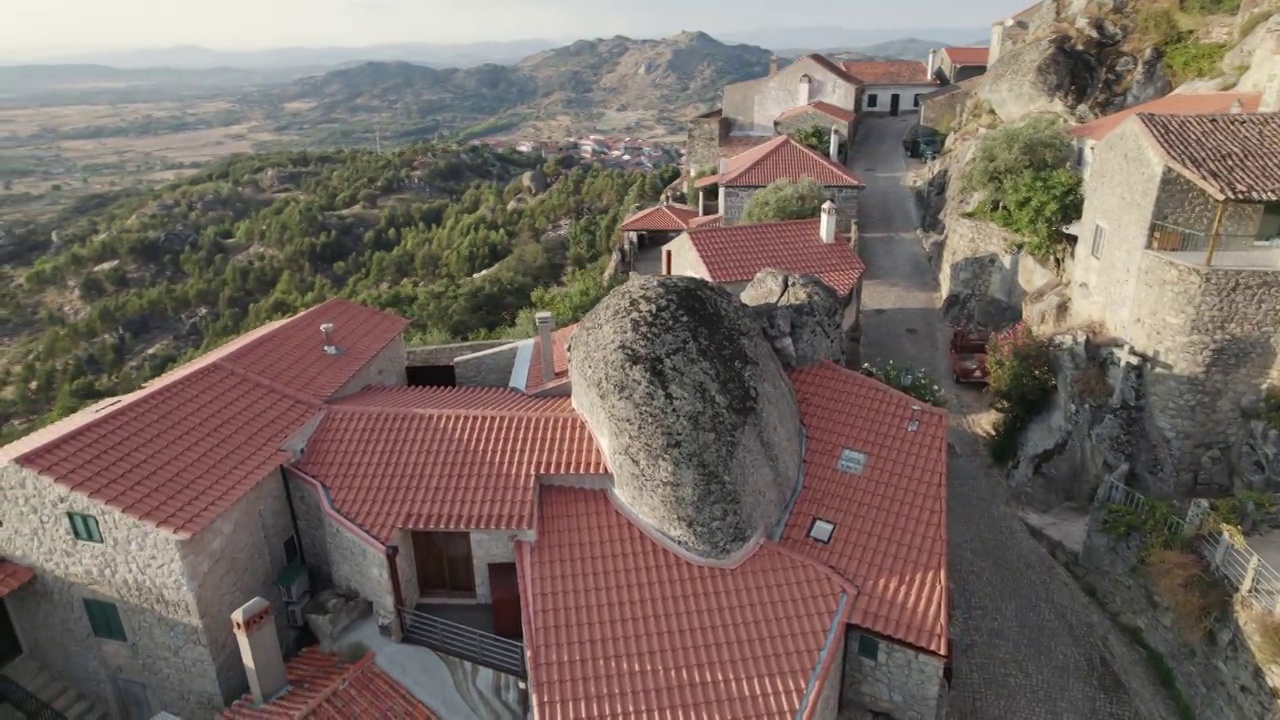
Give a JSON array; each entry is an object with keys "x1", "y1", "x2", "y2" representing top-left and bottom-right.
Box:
[
  {"x1": 828, "y1": 126, "x2": 841, "y2": 162},
  {"x1": 1262, "y1": 45, "x2": 1280, "y2": 113},
  {"x1": 819, "y1": 201, "x2": 837, "y2": 244},
  {"x1": 927, "y1": 49, "x2": 938, "y2": 80},
  {"x1": 320, "y1": 323, "x2": 339, "y2": 355},
  {"x1": 232, "y1": 597, "x2": 288, "y2": 706},
  {"x1": 769, "y1": 55, "x2": 779, "y2": 76},
  {"x1": 535, "y1": 311, "x2": 556, "y2": 384}
]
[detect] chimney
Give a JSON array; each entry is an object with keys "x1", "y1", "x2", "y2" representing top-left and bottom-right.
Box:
[
  {"x1": 769, "y1": 54, "x2": 778, "y2": 76},
  {"x1": 927, "y1": 49, "x2": 938, "y2": 80},
  {"x1": 798, "y1": 74, "x2": 812, "y2": 105},
  {"x1": 828, "y1": 126, "x2": 841, "y2": 162},
  {"x1": 908, "y1": 406, "x2": 922, "y2": 433},
  {"x1": 320, "y1": 322, "x2": 340, "y2": 355},
  {"x1": 819, "y1": 200, "x2": 837, "y2": 244},
  {"x1": 232, "y1": 597, "x2": 288, "y2": 706},
  {"x1": 535, "y1": 311, "x2": 556, "y2": 384},
  {"x1": 1230, "y1": 98, "x2": 1244, "y2": 114},
  {"x1": 1262, "y1": 46, "x2": 1280, "y2": 112}
]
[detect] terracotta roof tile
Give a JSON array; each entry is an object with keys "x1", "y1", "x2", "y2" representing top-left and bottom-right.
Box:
[
  {"x1": 718, "y1": 135, "x2": 774, "y2": 158},
  {"x1": 942, "y1": 47, "x2": 989, "y2": 66},
  {"x1": 781, "y1": 362, "x2": 949, "y2": 656},
  {"x1": 688, "y1": 213, "x2": 724, "y2": 228},
  {"x1": 524, "y1": 323, "x2": 577, "y2": 394},
  {"x1": 1070, "y1": 92, "x2": 1260, "y2": 142},
  {"x1": 0, "y1": 559, "x2": 34, "y2": 598},
  {"x1": 699, "y1": 135, "x2": 863, "y2": 188},
  {"x1": 778, "y1": 101, "x2": 857, "y2": 124},
  {"x1": 297, "y1": 399, "x2": 604, "y2": 539},
  {"x1": 1139, "y1": 111, "x2": 1280, "y2": 202},
  {"x1": 330, "y1": 385, "x2": 573, "y2": 413},
  {"x1": 803, "y1": 53, "x2": 861, "y2": 85},
  {"x1": 10, "y1": 300, "x2": 407, "y2": 537},
  {"x1": 618, "y1": 204, "x2": 699, "y2": 232},
  {"x1": 518, "y1": 486, "x2": 852, "y2": 720},
  {"x1": 686, "y1": 218, "x2": 866, "y2": 296},
  {"x1": 841, "y1": 60, "x2": 937, "y2": 86},
  {"x1": 222, "y1": 649, "x2": 437, "y2": 719}
]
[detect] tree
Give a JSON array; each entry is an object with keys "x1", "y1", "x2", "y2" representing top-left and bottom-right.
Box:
[
  {"x1": 2, "y1": 179, "x2": 11, "y2": 191},
  {"x1": 790, "y1": 125, "x2": 846, "y2": 161},
  {"x1": 741, "y1": 177, "x2": 830, "y2": 223},
  {"x1": 358, "y1": 189, "x2": 380, "y2": 209}
]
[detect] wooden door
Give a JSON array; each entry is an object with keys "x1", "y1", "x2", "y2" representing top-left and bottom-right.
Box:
[
  {"x1": 488, "y1": 563, "x2": 522, "y2": 640},
  {"x1": 890, "y1": 93, "x2": 901, "y2": 116},
  {"x1": 413, "y1": 532, "x2": 476, "y2": 597},
  {"x1": 112, "y1": 677, "x2": 153, "y2": 720},
  {"x1": 0, "y1": 599, "x2": 21, "y2": 668}
]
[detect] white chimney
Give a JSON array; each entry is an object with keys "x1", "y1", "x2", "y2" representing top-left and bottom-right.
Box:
[
  {"x1": 1230, "y1": 98, "x2": 1244, "y2": 114},
  {"x1": 1262, "y1": 46, "x2": 1280, "y2": 113},
  {"x1": 320, "y1": 322, "x2": 339, "y2": 355},
  {"x1": 769, "y1": 55, "x2": 779, "y2": 77},
  {"x1": 819, "y1": 200, "x2": 837, "y2": 244},
  {"x1": 799, "y1": 74, "x2": 812, "y2": 105},
  {"x1": 232, "y1": 597, "x2": 289, "y2": 706},
  {"x1": 828, "y1": 126, "x2": 841, "y2": 162},
  {"x1": 927, "y1": 49, "x2": 938, "y2": 80},
  {"x1": 534, "y1": 311, "x2": 556, "y2": 384}
]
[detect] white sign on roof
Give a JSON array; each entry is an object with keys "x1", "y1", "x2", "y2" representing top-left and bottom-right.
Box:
[{"x1": 837, "y1": 448, "x2": 867, "y2": 475}]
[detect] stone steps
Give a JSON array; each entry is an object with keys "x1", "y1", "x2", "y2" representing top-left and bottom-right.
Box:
[{"x1": 3, "y1": 656, "x2": 110, "y2": 720}]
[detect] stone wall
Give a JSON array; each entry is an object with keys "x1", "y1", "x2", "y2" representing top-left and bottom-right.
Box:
[
  {"x1": 811, "y1": 628, "x2": 845, "y2": 720},
  {"x1": 919, "y1": 85, "x2": 973, "y2": 130},
  {"x1": 1077, "y1": 515, "x2": 1280, "y2": 719},
  {"x1": 721, "y1": 186, "x2": 859, "y2": 228},
  {"x1": 1151, "y1": 169, "x2": 1265, "y2": 241},
  {"x1": 937, "y1": 214, "x2": 1030, "y2": 301},
  {"x1": 454, "y1": 342, "x2": 522, "y2": 388},
  {"x1": 406, "y1": 339, "x2": 510, "y2": 367},
  {"x1": 842, "y1": 630, "x2": 946, "y2": 720},
  {"x1": 774, "y1": 111, "x2": 853, "y2": 154},
  {"x1": 181, "y1": 470, "x2": 296, "y2": 706},
  {"x1": 686, "y1": 115, "x2": 727, "y2": 176},
  {"x1": 0, "y1": 463, "x2": 220, "y2": 716},
  {"x1": 722, "y1": 57, "x2": 859, "y2": 135}
]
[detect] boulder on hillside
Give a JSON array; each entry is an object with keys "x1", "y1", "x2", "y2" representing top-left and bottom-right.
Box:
[
  {"x1": 942, "y1": 292, "x2": 1022, "y2": 331},
  {"x1": 739, "y1": 269, "x2": 845, "y2": 370},
  {"x1": 521, "y1": 167, "x2": 547, "y2": 194},
  {"x1": 568, "y1": 275, "x2": 804, "y2": 561}
]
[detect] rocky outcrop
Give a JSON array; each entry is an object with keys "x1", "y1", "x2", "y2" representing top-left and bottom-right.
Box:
[
  {"x1": 521, "y1": 167, "x2": 547, "y2": 194},
  {"x1": 738, "y1": 269, "x2": 845, "y2": 370},
  {"x1": 941, "y1": 292, "x2": 1021, "y2": 331},
  {"x1": 568, "y1": 275, "x2": 804, "y2": 561},
  {"x1": 1232, "y1": 417, "x2": 1280, "y2": 493}
]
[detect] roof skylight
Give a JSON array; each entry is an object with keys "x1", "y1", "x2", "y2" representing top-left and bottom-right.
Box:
[
  {"x1": 809, "y1": 518, "x2": 835, "y2": 544},
  {"x1": 837, "y1": 448, "x2": 867, "y2": 475}
]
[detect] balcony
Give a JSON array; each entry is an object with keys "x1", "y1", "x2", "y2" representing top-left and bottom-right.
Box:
[{"x1": 1147, "y1": 220, "x2": 1280, "y2": 269}]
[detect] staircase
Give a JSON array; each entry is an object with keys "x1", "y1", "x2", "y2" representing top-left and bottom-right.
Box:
[{"x1": 1, "y1": 657, "x2": 109, "y2": 720}]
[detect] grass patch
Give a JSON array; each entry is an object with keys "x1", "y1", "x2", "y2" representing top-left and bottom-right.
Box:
[
  {"x1": 1130, "y1": 2, "x2": 1232, "y2": 85},
  {"x1": 1245, "y1": 607, "x2": 1280, "y2": 665},
  {"x1": 1147, "y1": 550, "x2": 1230, "y2": 641},
  {"x1": 1163, "y1": 39, "x2": 1230, "y2": 84}
]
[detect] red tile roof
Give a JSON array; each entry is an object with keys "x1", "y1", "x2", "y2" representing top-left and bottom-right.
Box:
[
  {"x1": 618, "y1": 204, "x2": 699, "y2": 232},
  {"x1": 802, "y1": 53, "x2": 861, "y2": 85},
  {"x1": 331, "y1": 385, "x2": 573, "y2": 413},
  {"x1": 943, "y1": 47, "x2": 989, "y2": 66},
  {"x1": 685, "y1": 218, "x2": 866, "y2": 297},
  {"x1": 11, "y1": 299, "x2": 408, "y2": 538},
  {"x1": 841, "y1": 60, "x2": 936, "y2": 86},
  {"x1": 781, "y1": 362, "x2": 949, "y2": 656},
  {"x1": 222, "y1": 649, "x2": 437, "y2": 719},
  {"x1": 0, "y1": 559, "x2": 34, "y2": 598},
  {"x1": 297, "y1": 395, "x2": 604, "y2": 539},
  {"x1": 718, "y1": 135, "x2": 774, "y2": 158},
  {"x1": 518, "y1": 486, "x2": 852, "y2": 720},
  {"x1": 1070, "y1": 92, "x2": 1260, "y2": 142},
  {"x1": 698, "y1": 135, "x2": 863, "y2": 189},
  {"x1": 778, "y1": 101, "x2": 857, "y2": 124},
  {"x1": 1139, "y1": 111, "x2": 1280, "y2": 202},
  {"x1": 688, "y1": 214, "x2": 724, "y2": 228},
  {"x1": 524, "y1": 323, "x2": 577, "y2": 394}
]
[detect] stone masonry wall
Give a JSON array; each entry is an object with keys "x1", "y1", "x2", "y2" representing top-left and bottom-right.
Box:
[
  {"x1": 774, "y1": 111, "x2": 853, "y2": 151},
  {"x1": 842, "y1": 630, "x2": 946, "y2": 720},
  {"x1": 1126, "y1": 253, "x2": 1280, "y2": 494},
  {"x1": 811, "y1": 629, "x2": 845, "y2": 720},
  {"x1": 0, "y1": 463, "x2": 220, "y2": 717},
  {"x1": 181, "y1": 470, "x2": 296, "y2": 706},
  {"x1": 332, "y1": 336, "x2": 407, "y2": 399},
  {"x1": 937, "y1": 214, "x2": 1025, "y2": 301},
  {"x1": 686, "y1": 116, "x2": 725, "y2": 177},
  {"x1": 919, "y1": 85, "x2": 973, "y2": 130},
  {"x1": 406, "y1": 339, "x2": 510, "y2": 367},
  {"x1": 1152, "y1": 170, "x2": 1265, "y2": 241},
  {"x1": 722, "y1": 186, "x2": 859, "y2": 228},
  {"x1": 1077, "y1": 515, "x2": 1279, "y2": 719},
  {"x1": 454, "y1": 343, "x2": 522, "y2": 388}
]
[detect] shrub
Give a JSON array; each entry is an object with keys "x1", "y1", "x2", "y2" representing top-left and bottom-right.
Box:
[
  {"x1": 1163, "y1": 39, "x2": 1230, "y2": 85},
  {"x1": 988, "y1": 413, "x2": 1027, "y2": 464},
  {"x1": 1132, "y1": 3, "x2": 1231, "y2": 85},
  {"x1": 986, "y1": 322, "x2": 1056, "y2": 417},
  {"x1": 741, "y1": 177, "x2": 829, "y2": 223},
  {"x1": 860, "y1": 361, "x2": 946, "y2": 407},
  {"x1": 790, "y1": 125, "x2": 847, "y2": 160},
  {"x1": 1146, "y1": 549, "x2": 1228, "y2": 640}
]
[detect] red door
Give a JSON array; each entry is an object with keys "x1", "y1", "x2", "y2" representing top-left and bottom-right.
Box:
[{"x1": 488, "y1": 563, "x2": 522, "y2": 640}]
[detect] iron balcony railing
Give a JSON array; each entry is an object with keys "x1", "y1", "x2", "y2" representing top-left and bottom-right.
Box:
[
  {"x1": 0, "y1": 675, "x2": 66, "y2": 720},
  {"x1": 1147, "y1": 220, "x2": 1280, "y2": 257},
  {"x1": 399, "y1": 607, "x2": 526, "y2": 678}
]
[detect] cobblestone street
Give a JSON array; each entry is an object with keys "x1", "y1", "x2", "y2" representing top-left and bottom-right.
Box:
[{"x1": 848, "y1": 116, "x2": 1182, "y2": 720}]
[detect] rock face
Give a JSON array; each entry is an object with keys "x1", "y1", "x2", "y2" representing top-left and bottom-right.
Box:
[
  {"x1": 738, "y1": 269, "x2": 845, "y2": 370},
  {"x1": 521, "y1": 167, "x2": 547, "y2": 194},
  {"x1": 941, "y1": 292, "x2": 1021, "y2": 331},
  {"x1": 568, "y1": 275, "x2": 804, "y2": 560}
]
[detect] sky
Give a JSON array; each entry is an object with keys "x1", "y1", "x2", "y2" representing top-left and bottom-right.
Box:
[{"x1": 4, "y1": 0, "x2": 1021, "y2": 58}]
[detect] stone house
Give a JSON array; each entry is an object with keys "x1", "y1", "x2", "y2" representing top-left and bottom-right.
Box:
[
  {"x1": 930, "y1": 47, "x2": 989, "y2": 85},
  {"x1": 617, "y1": 200, "x2": 700, "y2": 272},
  {"x1": 721, "y1": 54, "x2": 863, "y2": 136},
  {"x1": 692, "y1": 134, "x2": 864, "y2": 227},
  {"x1": 842, "y1": 60, "x2": 940, "y2": 115},
  {"x1": 662, "y1": 202, "x2": 866, "y2": 333},
  {"x1": 0, "y1": 299, "x2": 409, "y2": 718},
  {"x1": 1069, "y1": 110, "x2": 1280, "y2": 493},
  {"x1": 774, "y1": 101, "x2": 859, "y2": 157}
]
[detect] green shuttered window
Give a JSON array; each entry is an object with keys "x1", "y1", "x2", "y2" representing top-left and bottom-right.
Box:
[
  {"x1": 83, "y1": 599, "x2": 127, "y2": 642},
  {"x1": 68, "y1": 513, "x2": 103, "y2": 543}
]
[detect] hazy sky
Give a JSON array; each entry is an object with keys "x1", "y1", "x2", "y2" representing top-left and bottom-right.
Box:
[{"x1": 5, "y1": 0, "x2": 1020, "y2": 56}]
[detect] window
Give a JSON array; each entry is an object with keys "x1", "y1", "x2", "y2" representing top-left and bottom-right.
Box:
[
  {"x1": 1074, "y1": 143, "x2": 1085, "y2": 168},
  {"x1": 1091, "y1": 222, "x2": 1107, "y2": 259},
  {"x1": 809, "y1": 518, "x2": 835, "y2": 544},
  {"x1": 68, "y1": 513, "x2": 103, "y2": 543},
  {"x1": 913, "y1": 94, "x2": 922, "y2": 108},
  {"x1": 413, "y1": 532, "x2": 476, "y2": 597},
  {"x1": 283, "y1": 535, "x2": 300, "y2": 566},
  {"x1": 857, "y1": 633, "x2": 880, "y2": 662},
  {"x1": 866, "y1": 94, "x2": 879, "y2": 109},
  {"x1": 83, "y1": 599, "x2": 127, "y2": 642},
  {"x1": 837, "y1": 448, "x2": 867, "y2": 475}
]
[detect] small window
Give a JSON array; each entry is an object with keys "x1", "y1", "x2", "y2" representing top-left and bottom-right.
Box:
[
  {"x1": 913, "y1": 94, "x2": 922, "y2": 108},
  {"x1": 1091, "y1": 222, "x2": 1107, "y2": 259},
  {"x1": 284, "y1": 535, "x2": 300, "y2": 566},
  {"x1": 68, "y1": 513, "x2": 103, "y2": 543},
  {"x1": 809, "y1": 518, "x2": 835, "y2": 544},
  {"x1": 1074, "y1": 143, "x2": 1085, "y2": 168},
  {"x1": 837, "y1": 448, "x2": 867, "y2": 475},
  {"x1": 857, "y1": 634, "x2": 880, "y2": 662},
  {"x1": 84, "y1": 599, "x2": 127, "y2": 642},
  {"x1": 866, "y1": 94, "x2": 879, "y2": 109}
]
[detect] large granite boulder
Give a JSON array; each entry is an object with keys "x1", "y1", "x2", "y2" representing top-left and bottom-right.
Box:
[
  {"x1": 739, "y1": 269, "x2": 846, "y2": 370},
  {"x1": 568, "y1": 275, "x2": 804, "y2": 560}
]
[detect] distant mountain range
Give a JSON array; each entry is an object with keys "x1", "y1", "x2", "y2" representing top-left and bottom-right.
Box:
[{"x1": 776, "y1": 37, "x2": 990, "y2": 61}]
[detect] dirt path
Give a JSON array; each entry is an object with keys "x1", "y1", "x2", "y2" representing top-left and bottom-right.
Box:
[{"x1": 849, "y1": 116, "x2": 1182, "y2": 720}]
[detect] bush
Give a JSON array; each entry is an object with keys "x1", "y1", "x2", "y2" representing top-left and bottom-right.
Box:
[
  {"x1": 790, "y1": 125, "x2": 846, "y2": 160},
  {"x1": 1145, "y1": 549, "x2": 1228, "y2": 641},
  {"x1": 985, "y1": 323, "x2": 1056, "y2": 462},
  {"x1": 860, "y1": 361, "x2": 946, "y2": 407},
  {"x1": 741, "y1": 177, "x2": 829, "y2": 223},
  {"x1": 1132, "y1": 4, "x2": 1230, "y2": 85},
  {"x1": 1163, "y1": 39, "x2": 1230, "y2": 85}
]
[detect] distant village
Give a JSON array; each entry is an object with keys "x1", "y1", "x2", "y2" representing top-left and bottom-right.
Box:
[{"x1": 468, "y1": 134, "x2": 681, "y2": 171}]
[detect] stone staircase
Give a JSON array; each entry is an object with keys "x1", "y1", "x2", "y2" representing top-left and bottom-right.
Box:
[{"x1": 2, "y1": 657, "x2": 110, "y2": 720}]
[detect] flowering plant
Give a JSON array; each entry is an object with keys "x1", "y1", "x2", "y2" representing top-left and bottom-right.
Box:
[
  {"x1": 986, "y1": 322, "x2": 1056, "y2": 417},
  {"x1": 860, "y1": 360, "x2": 946, "y2": 407}
]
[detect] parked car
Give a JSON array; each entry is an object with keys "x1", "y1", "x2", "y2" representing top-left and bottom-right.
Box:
[
  {"x1": 949, "y1": 328, "x2": 990, "y2": 384},
  {"x1": 902, "y1": 125, "x2": 942, "y2": 158},
  {"x1": 913, "y1": 136, "x2": 943, "y2": 160}
]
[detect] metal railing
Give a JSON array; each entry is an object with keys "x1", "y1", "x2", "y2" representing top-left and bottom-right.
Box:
[
  {"x1": 400, "y1": 607, "x2": 526, "y2": 678},
  {"x1": 1098, "y1": 477, "x2": 1280, "y2": 614},
  {"x1": 0, "y1": 675, "x2": 66, "y2": 720},
  {"x1": 1147, "y1": 220, "x2": 1280, "y2": 259}
]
